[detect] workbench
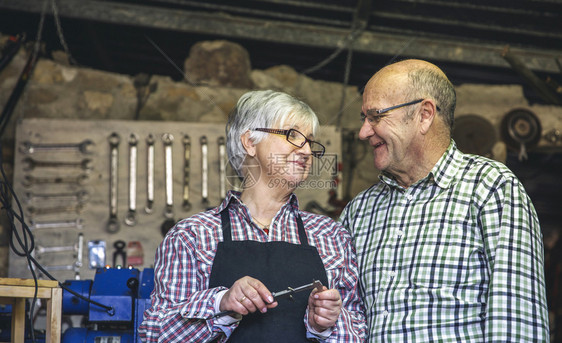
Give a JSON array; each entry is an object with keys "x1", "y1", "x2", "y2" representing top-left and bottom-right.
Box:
[{"x1": 0, "y1": 277, "x2": 61, "y2": 343}]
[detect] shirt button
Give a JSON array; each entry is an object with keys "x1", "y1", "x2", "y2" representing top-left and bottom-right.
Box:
[
  {"x1": 397, "y1": 229, "x2": 404, "y2": 237},
  {"x1": 406, "y1": 194, "x2": 413, "y2": 201},
  {"x1": 382, "y1": 310, "x2": 389, "y2": 317},
  {"x1": 388, "y1": 271, "x2": 396, "y2": 279}
]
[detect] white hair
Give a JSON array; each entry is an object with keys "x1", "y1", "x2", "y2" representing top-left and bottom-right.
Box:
[{"x1": 226, "y1": 90, "x2": 319, "y2": 176}]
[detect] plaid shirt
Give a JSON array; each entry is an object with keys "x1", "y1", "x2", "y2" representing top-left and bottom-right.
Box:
[
  {"x1": 139, "y1": 191, "x2": 366, "y2": 342},
  {"x1": 339, "y1": 141, "x2": 549, "y2": 342}
]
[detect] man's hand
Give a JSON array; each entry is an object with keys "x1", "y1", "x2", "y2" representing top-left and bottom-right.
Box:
[{"x1": 307, "y1": 286, "x2": 342, "y2": 332}]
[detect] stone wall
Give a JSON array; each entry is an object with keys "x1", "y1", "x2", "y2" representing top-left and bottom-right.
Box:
[{"x1": 1, "y1": 38, "x2": 561, "y2": 277}]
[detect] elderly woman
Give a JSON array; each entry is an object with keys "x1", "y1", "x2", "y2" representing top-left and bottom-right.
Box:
[{"x1": 139, "y1": 90, "x2": 365, "y2": 342}]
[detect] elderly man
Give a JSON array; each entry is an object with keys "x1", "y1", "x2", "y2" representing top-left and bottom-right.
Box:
[{"x1": 340, "y1": 59, "x2": 549, "y2": 342}]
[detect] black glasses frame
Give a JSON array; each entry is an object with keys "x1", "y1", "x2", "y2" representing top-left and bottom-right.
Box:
[
  {"x1": 373, "y1": 98, "x2": 441, "y2": 115},
  {"x1": 374, "y1": 98, "x2": 424, "y2": 114},
  {"x1": 361, "y1": 98, "x2": 442, "y2": 124},
  {"x1": 253, "y1": 128, "x2": 326, "y2": 158}
]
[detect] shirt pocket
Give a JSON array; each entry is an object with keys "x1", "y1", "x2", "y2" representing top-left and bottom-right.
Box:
[
  {"x1": 409, "y1": 223, "x2": 484, "y2": 289},
  {"x1": 321, "y1": 253, "x2": 347, "y2": 288}
]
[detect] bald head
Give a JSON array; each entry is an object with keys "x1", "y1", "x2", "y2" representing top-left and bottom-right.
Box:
[
  {"x1": 365, "y1": 59, "x2": 456, "y2": 132},
  {"x1": 389, "y1": 59, "x2": 447, "y2": 74}
]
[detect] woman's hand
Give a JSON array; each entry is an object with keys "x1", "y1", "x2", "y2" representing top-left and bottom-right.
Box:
[
  {"x1": 307, "y1": 286, "x2": 342, "y2": 332},
  {"x1": 221, "y1": 276, "x2": 278, "y2": 316}
]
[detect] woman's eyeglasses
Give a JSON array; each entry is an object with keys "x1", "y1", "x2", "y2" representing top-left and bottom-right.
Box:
[{"x1": 253, "y1": 128, "x2": 326, "y2": 158}]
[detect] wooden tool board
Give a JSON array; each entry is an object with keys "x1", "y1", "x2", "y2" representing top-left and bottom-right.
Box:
[{"x1": 9, "y1": 118, "x2": 342, "y2": 281}]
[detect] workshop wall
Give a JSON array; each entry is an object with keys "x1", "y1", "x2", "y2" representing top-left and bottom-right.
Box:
[
  {"x1": 0, "y1": 39, "x2": 361, "y2": 279},
  {"x1": 1, "y1": 37, "x2": 562, "y2": 279}
]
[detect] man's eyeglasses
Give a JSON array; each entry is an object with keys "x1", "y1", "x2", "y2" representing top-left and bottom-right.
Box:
[
  {"x1": 361, "y1": 98, "x2": 441, "y2": 124},
  {"x1": 253, "y1": 128, "x2": 326, "y2": 158}
]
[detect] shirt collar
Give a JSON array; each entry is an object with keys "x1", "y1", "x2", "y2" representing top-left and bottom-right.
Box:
[
  {"x1": 428, "y1": 139, "x2": 461, "y2": 189},
  {"x1": 213, "y1": 190, "x2": 300, "y2": 214},
  {"x1": 378, "y1": 139, "x2": 460, "y2": 190}
]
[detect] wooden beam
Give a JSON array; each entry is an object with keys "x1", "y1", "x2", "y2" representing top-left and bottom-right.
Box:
[{"x1": 1, "y1": 0, "x2": 561, "y2": 74}]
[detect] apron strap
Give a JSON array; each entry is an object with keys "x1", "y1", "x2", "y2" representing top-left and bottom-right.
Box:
[
  {"x1": 296, "y1": 214, "x2": 309, "y2": 246},
  {"x1": 220, "y1": 208, "x2": 232, "y2": 242},
  {"x1": 221, "y1": 205, "x2": 309, "y2": 246}
]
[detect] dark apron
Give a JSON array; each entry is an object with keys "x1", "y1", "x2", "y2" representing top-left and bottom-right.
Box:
[{"x1": 208, "y1": 207, "x2": 329, "y2": 342}]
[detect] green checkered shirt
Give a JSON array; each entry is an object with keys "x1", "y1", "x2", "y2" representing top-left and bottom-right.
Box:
[{"x1": 340, "y1": 140, "x2": 549, "y2": 342}]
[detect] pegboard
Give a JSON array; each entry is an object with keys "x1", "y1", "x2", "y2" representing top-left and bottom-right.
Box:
[{"x1": 9, "y1": 118, "x2": 341, "y2": 281}]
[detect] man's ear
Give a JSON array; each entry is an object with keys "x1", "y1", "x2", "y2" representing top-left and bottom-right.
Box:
[
  {"x1": 241, "y1": 131, "x2": 256, "y2": 157},
  {"x1": 419, "y1": 100, "x2": 438, "y2": 134}
]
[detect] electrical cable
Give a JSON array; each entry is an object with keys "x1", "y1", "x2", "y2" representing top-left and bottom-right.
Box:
[
  {"x1": 301, "y1": 24, "x2": 364, "y2": 76},
  {"x1": 0, "y1": 0, "x2": 46, "y2": 140},
  {"x1": 0, "y1": 157, "x2": 115, "y2": 310},
  {"x1": 0, "y1": 151, "x2": 114, "y2": 341},
  {"x1": 0, "y1": 2, "x2": 49, "y2": 338},
  {"x1": 50, "y1": 0, "x2": 78, "y2": 66},
  {"x1": 0, "y1": 0, "x2": 79, "y2": 138},
  {"x1": 0, "y1": 34, "x2": 25, "y2": 74}
]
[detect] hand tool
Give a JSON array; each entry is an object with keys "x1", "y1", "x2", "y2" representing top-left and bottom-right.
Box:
[
  {"x1": 160, "y1": 133, "x2": 175, "y2": 236},
  {"x1": 125, "y1": 133, "x2": 138, "y2": 226},
  {"x1": 200, "y1": 136, "x2": 209, "y2": 207},
  {"x1": 20, "y1": 139, "x2": 95, "y2": 154},
  {"x1": 41, "y1": 233, "x2": 83, "y2": 279},
  {"x1": 35, "y1": 233, "x2": 84, "y2": 255},
  {"x1": 211, "y1": 280, "x2": 324, "y2": 319},
  {"x1": 145, "y1": 134, "x2": 155, "y2": 214},
  {"x1": 30, "y1": 218, "x2": 84, "y2": 231},
  {"x1": 270, "y1": 280, "x2": 324, "y2": 301},
  {"x1": 35, "y1": 234, "x2": 83, "y2": 279},
  {"x1": 25, "y1": 190, "x2": 89, "y2": 205},
  {"x1": 21, "y1": 174, "x2": 89, "y2": 188},
  {"x1": 28, "y1": 204, "x2": 84, "y2": 217},
  {"x1": 106, "y1": 132, "x2": 120, "y2": 233},
  {"x1": 22, "y1": 157, "x2": 93, "y2": 171},
  {"x1": 182, "y1": 134, "x2": 192, "y2": 211},
  {"x1": 112, "y1": 240, "x2": 127, "y2": 267}
]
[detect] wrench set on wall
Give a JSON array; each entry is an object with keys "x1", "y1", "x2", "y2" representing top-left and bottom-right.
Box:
[
  {"x1": 10, "y1": 119, "x2": 338, "y2": 281},
  {"x1": 10, "y1": 119, "x2": 236, "y2": 281},
  {"x1": 105, "y1": 131, "x2": 232, "y2": 236},
  {"x1": 19, "y1": 139, "x2": 94, "y2": 279}
]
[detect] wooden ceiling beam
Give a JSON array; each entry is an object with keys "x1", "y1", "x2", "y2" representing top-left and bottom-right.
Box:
[{"x1": 1, "y1": 0, "x2": 561, "y2": 74}]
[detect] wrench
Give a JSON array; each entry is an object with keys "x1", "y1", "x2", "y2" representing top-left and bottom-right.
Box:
[
  {"x1": 163, "y1": 133, "x2": 174, "y2": 219},
  {"x1": 30, "y1": 218, "x2": 83, "y2": 230},
  {"x1": 35, "y1": 233, "x2": 83, "y2": 254},
  {"x1": 22, "y1": 174, "x2": 89, "y2": 188},
  {"x1": 40, "y1": 234, "x2": 83, "y2": 276},
  {"x1": 218, "y1": 136, "x2": 226, "y2": 201},
  {"x1": 201, "y1": 136, "x2": 209, "y2": 207},
  {"x1": 125, "y1": 133, "x2": 138, "y2": 226},
  {"x1": 145, "y1": 134, "x2": 155, "y2": 214},
  {"x1": 22, "y1": 157, "x2": 93, "y2": 171},
  {"x1": 25, "y1": 190, "x2": 89, "y2": 204},
  {"x1": 160, "y1": 133, "x2": 176, "y2": 236},
  {"x1": 106, "y1": 132, "x2": 120, "y2": 233},
  {"x1": 182, "y1": 135, "x2": 191, "y2": 211},
  {"x1": 20, "y1": 139, "x2": 95, "y2": 154},
  {"x1": 28, "y1": 204, "x2": 84, "y2": 217}
]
